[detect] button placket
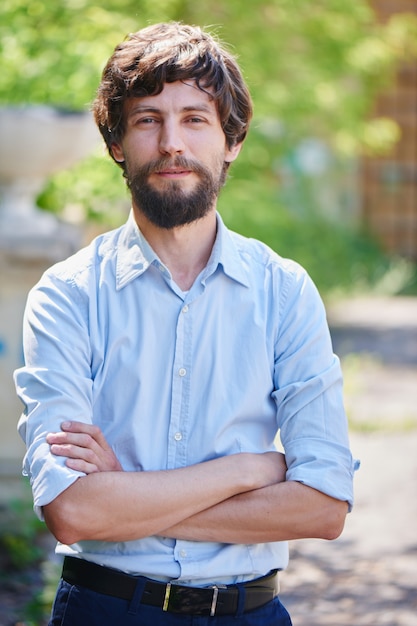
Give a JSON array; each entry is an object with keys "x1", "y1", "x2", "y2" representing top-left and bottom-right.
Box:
[{"x1": 167, "y1": 302, "x2": 192, "y2": 469}]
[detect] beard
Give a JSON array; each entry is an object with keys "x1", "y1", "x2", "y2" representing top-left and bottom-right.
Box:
[{"x1": 125, "y1": 155, "x2": 228, "y2": 229}]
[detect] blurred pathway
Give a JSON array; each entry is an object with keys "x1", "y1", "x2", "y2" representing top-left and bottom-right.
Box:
[{"x1": 281, "y1": 297, "x2": 417, "y2": 626}]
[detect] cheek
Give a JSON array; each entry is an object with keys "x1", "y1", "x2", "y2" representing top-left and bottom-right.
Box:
[{"x1": 123, "y1": 147, "x2": 152, "y2": 175}]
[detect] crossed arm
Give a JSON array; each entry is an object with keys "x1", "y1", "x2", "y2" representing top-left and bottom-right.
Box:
[{"x1": 43, "y1": 421, "x2": 348, "y2": 546}]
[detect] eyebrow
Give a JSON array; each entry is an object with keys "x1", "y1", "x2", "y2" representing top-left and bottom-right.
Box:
[{"x1": 127, "y1": 103, "x2": 215, "y2": 117}]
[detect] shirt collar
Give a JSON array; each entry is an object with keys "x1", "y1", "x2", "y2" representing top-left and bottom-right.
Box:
[
  {"x1": 203, "y1": 213, "x2": 250, "y2": 288},
  {"x1": 116, "y1": 210, "x2": 250, "y2": 290},
  {"x1": 116, "y1": 211, "x2": 158, "y2": 290}
]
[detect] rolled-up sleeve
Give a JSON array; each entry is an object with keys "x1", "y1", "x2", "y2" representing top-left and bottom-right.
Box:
[
  {"x1": 14, "y1": 270, "x2": 93, "y2": 519},
  {"x1": 272, "y1": 267, "x2": 358, "y2": 510}
]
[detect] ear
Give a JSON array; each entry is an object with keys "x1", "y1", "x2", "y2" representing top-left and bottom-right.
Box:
[
  {"x1": 111, "y1": 142, "x2": 125, "y2": 163},
  {"x1": 225, "y1": 141, "x2": 243, "y2": 164}
]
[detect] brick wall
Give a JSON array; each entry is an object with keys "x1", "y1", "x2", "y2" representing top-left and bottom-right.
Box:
[{"x1": 362, "y1": 0, "x2": 417, "y2": 258}]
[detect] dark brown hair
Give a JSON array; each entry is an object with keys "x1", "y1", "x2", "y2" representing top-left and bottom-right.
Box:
[{"x1": 92, "y1": 22, "x2": 253, "y2": 164}]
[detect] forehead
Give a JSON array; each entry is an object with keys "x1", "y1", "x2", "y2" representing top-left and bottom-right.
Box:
[{"x1": 125, "y1": 80, "x2": 219, "y2": 116}]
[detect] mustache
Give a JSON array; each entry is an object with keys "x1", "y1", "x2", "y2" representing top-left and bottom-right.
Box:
[{"x1": 132, "y1": 156, "x2": 210, "y2": 179}]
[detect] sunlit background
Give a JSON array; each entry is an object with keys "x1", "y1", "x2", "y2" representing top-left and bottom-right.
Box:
[
  {"x1": 2, "y1": 0, "x2": 417, "y2": 291},
  {"x1": 1, "y1": 1, "x2": 416, "y2": 624}
]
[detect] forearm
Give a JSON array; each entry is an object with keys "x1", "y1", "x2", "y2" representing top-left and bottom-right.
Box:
[
  {"x1": 161, "y1": 481, "x2": 348, "y2": 544},
  {"x1": 43, "y1": 452, "x2": 281, "y2": 544}
]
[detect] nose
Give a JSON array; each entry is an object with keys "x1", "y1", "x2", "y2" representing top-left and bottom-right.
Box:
[{"x1": 158, "y1": 120, "x2": 185, "y2": 156}]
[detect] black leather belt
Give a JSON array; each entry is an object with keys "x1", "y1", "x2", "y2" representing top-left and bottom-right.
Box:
[{"x1": 62, "y1": 556, "x2": 279, "y2": 616}]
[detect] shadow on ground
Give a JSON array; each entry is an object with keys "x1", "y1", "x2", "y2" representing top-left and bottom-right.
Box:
[{"x1": 283, "y1": 540, "x2": 417, "y2": 626}]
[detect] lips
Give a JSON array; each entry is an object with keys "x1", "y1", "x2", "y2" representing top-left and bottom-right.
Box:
[{"x1": 156, "y1": 168, "x2": 192, "y2": 176}]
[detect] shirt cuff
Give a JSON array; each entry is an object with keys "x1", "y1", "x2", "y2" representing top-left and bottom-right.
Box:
[{"x1": 284, "y1": 438, "x2": 359, "y2": 511}]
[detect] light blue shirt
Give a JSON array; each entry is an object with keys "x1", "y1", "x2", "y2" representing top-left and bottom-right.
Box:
[{"x1": 15, "y1": 211, "x2": 356, "y2": 585}]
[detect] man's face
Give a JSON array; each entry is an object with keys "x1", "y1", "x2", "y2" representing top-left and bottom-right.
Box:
[{"x1": 111, "y1": 81, "x2": 241, "y2": 229}]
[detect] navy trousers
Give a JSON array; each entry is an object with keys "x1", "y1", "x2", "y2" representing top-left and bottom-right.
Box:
[{"x1": 49, "y1": 579, "x2": 293, "y2": 625}]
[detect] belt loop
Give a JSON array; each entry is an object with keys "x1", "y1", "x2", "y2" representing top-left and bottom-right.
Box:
[
  {"x1": 234, "y1": 584, "x2": 246, "y2": 618},
  {"x1": 128, "y1": 577, "x2": 146, "y2": 615}
]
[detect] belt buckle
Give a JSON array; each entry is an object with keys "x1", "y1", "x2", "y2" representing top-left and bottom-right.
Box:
[
  {"x1": 162, "y1": 582, "x2": 172, "y2": 612},
  {"x1": 162, "y1": 582, "x2": 219, "y2": 616},
  {"x1": 209, "y1": 585, "x2": 219, "y2": 617}
]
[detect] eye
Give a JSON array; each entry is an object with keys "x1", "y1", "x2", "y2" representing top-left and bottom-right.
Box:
[
  {"x1": 130, "y1": 115, "x2": 159, "y2": 127},
  {"x1": 185, "y1": 116, "x2": 207, "y2": 125},
  {"x1": 138, "y1": 117, "x2": 158, "y2": 124}
]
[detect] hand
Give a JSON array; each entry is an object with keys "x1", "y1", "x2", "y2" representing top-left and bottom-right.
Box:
[
  {"x1": 239, "y1": 450, "x2": 287, "y2": 492},
  {"x1": 46, "y1": 421, "x2": 123, "y2": 474},
  {"x1": 255, "y1": 451, "x2": 287, "y2": 489}
]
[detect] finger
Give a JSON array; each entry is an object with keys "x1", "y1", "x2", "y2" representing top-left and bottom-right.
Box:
[
  {"x1": 46, "y1": 432, "x2": 64, "y2": 444},
  {"x1": 61, "y1": 421, "x2": 101, "y2": 437},
  {"x1": 60, "y1": 421, "x2": 113, "y2": 452},
  {"x1": 49, "y1": 442, "x2": 98, "y2": 465},
  {"x1": 49, "y1": 436, "x2": 122, "y2": 472},
  {"x1": 48, "y1": 423, "x2": 122, "y2": 472},
  {"x1": 65, "y1": 457, "x2": 99, "y2": 474},
  {"x1": 47, "y1": 432, "x2": 101, "y2": 454},
  {"x1": 47, "y1": 431, "x2": 86, "y2": 444}
]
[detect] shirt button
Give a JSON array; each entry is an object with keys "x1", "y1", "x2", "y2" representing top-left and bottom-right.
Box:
[
  {"x1": 179, "y1": 550, "x2": 187, "y2": 558},
  {"x1": 178, "y1": 368, "x2": 187, "y2": 377},
  {"x1": 174, "y1": 432, "x2": 182, "y2": 441},
  {"x1": 182, "y1": 305, "x2": 189, "y2": 313}
]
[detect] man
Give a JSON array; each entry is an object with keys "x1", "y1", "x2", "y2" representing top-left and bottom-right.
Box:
[{"x1": 15, "y1": 22, "x2": 357, "y2": 625}]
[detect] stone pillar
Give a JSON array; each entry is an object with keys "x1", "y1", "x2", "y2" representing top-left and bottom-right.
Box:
[
  {"x1": 0, "y1": 105, "x2": 100, "y2": 501},
  {"x1": 0, "y1": 228, "x2": 82, "y2": 502}
]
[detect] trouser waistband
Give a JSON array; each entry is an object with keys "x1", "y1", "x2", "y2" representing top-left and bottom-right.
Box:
[{"x1": 62, "y1": 557, "x2": 279, "y2": 617}]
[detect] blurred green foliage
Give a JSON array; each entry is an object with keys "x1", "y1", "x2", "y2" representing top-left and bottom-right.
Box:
[
  {"x1": 0, "y1": 484, "x2": 58, "y2": 624},
  {"x1": 0, "y1": 487, "x2": 45, "y2": 570},
  {"x1": 1, "y1": 0, "x2": 417, "y2": 293}
]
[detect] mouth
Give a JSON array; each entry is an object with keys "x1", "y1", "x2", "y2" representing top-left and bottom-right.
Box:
[{"x1": 156, "y1": 168, "x2": 193, "y2": 178}]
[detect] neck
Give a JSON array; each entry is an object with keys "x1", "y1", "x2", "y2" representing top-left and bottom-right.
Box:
[{"x1": 133, "y1": 206, "x2": 218, "y2": 291}]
